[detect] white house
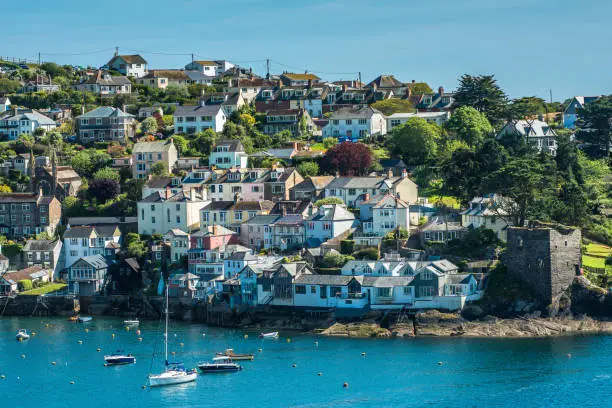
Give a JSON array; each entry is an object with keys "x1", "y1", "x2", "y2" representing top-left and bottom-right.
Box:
[
  {"x1": 324, "y1": 173, "x2": 418, "y2": 207},
  {"x1": 0, "y1": 109, "x2": 57, "y2": 140},
  {"x1": 497, "y1": 120, "x2": 558, "y2": 155},
  {"x1": 387, "y1": 111, "x2": 451, "y2": 131},
  {"x1": 209, "y1": 140, "x2": 248, "y2": 169},
  {"x1": 184, "y1": 60, "x2": 234, "y2": 77},
  {"x1": 163, "y1": 229, "x2": 190, "y2": 264},
  {"x1": 341, "y1": 259, "x2": 406, "y2": 276},
  {"x1": 138, "y1": 190, "x2": 209, "y2": 236},
  {"x1": 173, "y1": 102, "x2": 226, "y2": 134},
  {"x1": 322, "y1": 106, "x2": 386, "y2": 140},
  {"x1": 106, "y1": 54, "x2": 148, "y2": 78},
  {"x1": 357, "y1": 194, "x2": 410, "y2": 236},
  {"x1": 63, "y1": 225, "x2": 121, "y2": 268},
  {"x1": 0, "y1": 97, "x2": 11, "y2": 112},
  {"x1": 132, "y1": 139, "x2": 178, "y2": 179},
  {"x1": 304, "y1": 204, "x2": 355, "y2": 246},
  {"x1": 461, "y1": 194, "x2": 512, "y2": 241}
]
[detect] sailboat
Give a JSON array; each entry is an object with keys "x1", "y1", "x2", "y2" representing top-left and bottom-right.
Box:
[{"x1": 148, "y1": 281, "x2": 197, "y2": 387}]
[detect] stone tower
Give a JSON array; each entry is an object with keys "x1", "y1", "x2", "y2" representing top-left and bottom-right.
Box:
[{"x1": 504, "y1": 225, "x2": 581, "y2": 305}]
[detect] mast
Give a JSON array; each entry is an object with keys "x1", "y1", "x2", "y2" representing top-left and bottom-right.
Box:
[{"x1": 164, "y1": 283, "x2": 169, "y2": 366}]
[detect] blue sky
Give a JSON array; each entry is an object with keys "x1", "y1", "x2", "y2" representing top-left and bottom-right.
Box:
[{"x1": 4, "y1": 0, "x2": 610, "y2": 100}]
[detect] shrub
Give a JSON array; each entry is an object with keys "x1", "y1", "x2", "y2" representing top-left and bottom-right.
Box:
[
  {"x1": 340, "y1": 240, "x2": 355, "y2": 255},
  {"x1": 322, "y1": 137, "x2": 338, "y2": 149},
  {"x1": 18, "y1": 279, "x2": 33, "y2": 291},
  {"x1": 353, "y1": 247, "x2": 379, "y2": 260},
  {"x1": 314, "y1": 197, "x2": 344, "y2": 207}
]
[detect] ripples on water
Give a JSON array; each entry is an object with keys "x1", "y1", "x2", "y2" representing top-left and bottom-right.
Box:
[{"x1": 0, "y1": 317, "x2": 610, "y2": 408}]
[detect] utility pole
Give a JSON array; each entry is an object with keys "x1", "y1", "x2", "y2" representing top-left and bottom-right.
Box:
[
  {"x1": 115, "y1": 46, "x2": 119, "y2": 57},
  {"x1": 191, "y1": 53, "x2": 194, "y2": 65},
  {"x1": 38, "y1": 52, "x2": 41, "y2": 66},
  {"x1": 358, "y1": 71, "x2": 362, "y2": 89},
  {"x1": 266, "y1": 58, "x2": 270, "y2": 80}
]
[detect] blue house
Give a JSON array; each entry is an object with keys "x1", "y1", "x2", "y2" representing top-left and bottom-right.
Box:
[{"x1": 563, "y1": 96, "x2": 601, "y2": 129}]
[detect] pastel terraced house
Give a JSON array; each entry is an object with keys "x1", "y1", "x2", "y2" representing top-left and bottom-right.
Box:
[{"x1": 208, "y1": 140, "x2": 248, "y2": 169}]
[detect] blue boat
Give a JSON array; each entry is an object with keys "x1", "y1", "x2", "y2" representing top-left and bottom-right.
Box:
[{"x1": 104, "y1": 351, "x2": 136, "y2": 366}]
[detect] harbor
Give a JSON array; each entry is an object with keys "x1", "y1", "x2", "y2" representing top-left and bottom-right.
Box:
[{"x1": 0, "y1": 317, "x2": 611, "y2": 407}]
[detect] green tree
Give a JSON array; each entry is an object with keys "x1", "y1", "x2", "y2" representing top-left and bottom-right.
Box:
[
  {"x1": 322, "y1": 137, "x2": 338, "y2": 149},
  {"x1": 410, "y1": 82, "x2": 433, "y2": 94},
  {"x1": 172, "y1": 135, "x2": 188, "y2": 155},
  {"x1": 508, "y1": 96, "x2": 547, "y2": 119},
  {"x1": 297, "y1": 161, "x2": 319, "y2": 177},
  {"x1": 371, "y1": 99, "x2": 414, "y2": 116},
  {"x1": 150, "y1": 162, "x2": 168, "y2": 176},
  {"x1": 71, "y1": 151, "x2": 93, "y2": 176},
  {"x1": 93, "y1": 167, "x2": 121, "y2": 182},
  {"x1": 391, "y1": 117, "x2": 442, "y2": 165},
  {"x1": 0, "y1": 78, "x2": 21, "y2": 95},
  {"x1": 445, "y1": 106, "x2": 493, "y2": 147},
  {"x1": 125, "y1": 233, "x2": 147, "y2": 260},
  {"x1": 314, "y1": 197, "x2": 344, "y2": 206},
  {"x1": 454, "y1": 74, "x2": 508, "y2": 125},
  {"x1": 272, "y1": 130, "x2": 292, "y2": 147},
  {"x1": 140, "y1": 117, "x2": 158, "y2": 134},
  {"x1": 576, "y1": 95, "x2": 612, "y2": 158},
  {"x1": 191, "y1": 129, "x2": 217, "y2": 156}
]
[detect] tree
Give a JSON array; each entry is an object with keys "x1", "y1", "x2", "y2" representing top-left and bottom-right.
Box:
[
  {"x1": 297, "y1": 161, "x2": 319, "y2": 177},
  {"x1": 191, "y1": 129, "x2": 217, "y2": 156},
  {"x1": 314, "y1": 197, "x2": 344, "y2": 206},
  {"x1": 320, "y1": 142, "x2": 373, "y2": 176},
  {"x1": 410, "y1": 82, "x2": 433, "y2": 94},
  {"x1": 71, "y1": 151, "x2": 93, "y2": 176},
  {"x1": 0, "y1": 185, "x2": 11, "y2": 192},
  {"x1": 93, "y1": 167, "x2": 120, "y2": 182},
  {"x1": 0, "y1": 78, "x2": 20, "y2": 95},
  {"x1": 272, "y1": 130, "x2": 292, "y2": 147},
  {"x1": 172, "y1": 135, "x2": 188, "y2": 155},
  {"x1": 150, "y1": 162, "x2": 168, "y2": 177},
  {"x1": 238, "y1": 113, "x2": 256, "y2": 128},
  {"x1": 322, "y1": 137, "x2": 338, "y2": 149},
  {"x1": 445, "y1": 106, "x2": 493, "y2": 147},
  {"x1": 391, "y1": 117, "x2": 442, "y2": 165},
  {"x1": 125, "y1": 233, "x2": 147, "y2": 260},
  {"x1": 371, "y1": 99, "x2": 414, "y2": 116},
  {"x1": 88, "y1": 178, "x2": 120, "y2": 202},
  {"x1": 140, "y1": 117, "x2": 158, "y2": 134},
  {"x1": 508, "y1": 96, "x2": 547, "y2": 119},
  {"x1": 320, "y1": 252, "x2": 352, "y2": 268},
  {"x1": 576, "y1": 95, "x2": 612, "y2": 158},
  {"x1": 454, "y1": 74, "x2": 508, "y2": 125}
]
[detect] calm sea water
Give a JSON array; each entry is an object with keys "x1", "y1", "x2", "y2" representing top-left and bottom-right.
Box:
[{"x1": 0, "y1": 317, "x2": 610, "y2": 407}]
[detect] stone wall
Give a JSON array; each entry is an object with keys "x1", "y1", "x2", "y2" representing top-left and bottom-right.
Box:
[{"x1": 504, "y1": 226, "x2": 581, "y2": 305}]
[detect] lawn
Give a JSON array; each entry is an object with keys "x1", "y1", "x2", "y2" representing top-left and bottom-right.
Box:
[
  {"x1": 585, "y1": 243, "x2": 611, "y2": 257},
  {"x1": 19, "y1": 283, "x2": 67, "y2": 296},
  {"x1": 310, "y1": 142, "x2": 326, "y2": 151},
  {"x1": 583, "y1": 255, "x2": 606, "y2": 269}
]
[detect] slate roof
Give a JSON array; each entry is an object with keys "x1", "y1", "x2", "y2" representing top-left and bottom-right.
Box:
[
  {"x1": 272, "y1": 215, "x2": 303, "y2": 225},
  {"x1": 326, "y1": 176, "x2": 400, "y2": 190},
  {"x1": 225, "y1": 252, "x2": 257, "y2": 261},
  {"x1": 145, "y1": 177, "x2": 173, "y2": 189},
  {"x1": 371, "y1": 194, "x2": 409, "y2": 209},
  {"x1": 141, "y1": 191, "x2": 191, "y2": 203},
  {"x1": 360, "y1": 276, "x2": 413, "y2": 287},
  {"x1": 446, "y1": 274, "x2": 474, "y2": 285},
  {"x1": 201, "y1": 201, "x2": 235, "y2": 211},
  {"x1": 498, "y1": 120, "x2": 558, "y2": 138},
  {"x1": 74, "y1": 254, "x2": 108, "y2": 269},
  {"x1": 367, "y1": 75, "x2": 404, "y2": 89},
  {"x1": 165, "y1": 228, "x2": 189, "y2": 237},
  {"x1": 133, "y1": 140, "x2": 175, "y2": 153},
  {"x1": 77, "y1": 107, "x2": 133, "y2": 119},
  {"x1": 281, "y1": 73, "x2": 320, "y2": 81},
  {"x1": 213, "y1": 140, "x2": 244, "y2": 152},
  {"x1": 242, "y1": 214, "x2": 281, "y2": 225},
  {"x1": 141, "y1": 70, "x2": 190, "y2": 80},
  {"x1": 232, "y1": 201, "x2": 274, "y2": 212},
  {"x1": 308, "y1": 204, "x2": 355, "y2": 222},
  {"x1": 421, "y1": 218, "x2": 466, "y2": 232},
  {"x1": 270, "y1": 201, "x2": 310, "y2": 216},
  {"x1": 0, "y1": 193, "x2": 46, "y2": 203},
  {"x1": 294, "y1": 274, "x2": 356, "y2": 285},
  {"x1": 108, "y1": 54, "x2": 147, "y2": 65},
  {"x1": 82, "y1": 70, "x2": 131, "y2": 85},
  {"x1": 6, "y1": 265, "x2": 48, "y2": 282},
  {"x1": 292, "y1": 176, "x2": 334, "y2": 192},
  {"x1": 174, "y1": 104, "x2": 223, "y2": 117},
  {"x1": 22, "y1": 240, "x2": 61, "y2": 252},
  {"x1": 192, "y1": 225, "x2": 236, "y2": 237},
  {"x1": 325, "y1": 106, "x2": 381, "y2": 120},
  {"x1": 123, "y1": 258, "x2": 141, "y2": 273},
  {"x1": 379, "y1": 158, "x2": 408, "y2": 169}
]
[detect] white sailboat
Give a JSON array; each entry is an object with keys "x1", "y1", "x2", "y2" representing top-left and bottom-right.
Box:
[{"x1": 148, "y1": 282, "x2": 197, "y2": 387}]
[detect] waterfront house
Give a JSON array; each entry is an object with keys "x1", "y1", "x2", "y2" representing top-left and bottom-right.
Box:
[
  {"x1": 270, "y1": 214, "x2": 305, "y2": 250},
  {"x1": 132, "y1": 139, "x2": 178, "y2": 179},
  {"x1": 340, "y1": 259, "x2": 406, "y2": 277},
  {"x1": 563, "y1": 96, "x2": 601, "y2": 129},
  {"x1": 461, "y1": 194, "x2": 511, "y2": 241},
  {"x1": 304, "y1": 204, "x2": 356, "y2": 246},
  {"x1": 0, "y1": 274, "x2": 17, "y2": 295},
  {"x1": 223, "y1": 251, "x2": 259, "y2": 278},
  {"x1": 292, "y1": 274, "x2": 363, "y2": 308},
  {"x1": 322, "y1": 106, "x2": 386, "y2": 141},
  {"x1": 163, "y1": 228, "x2": 190, "y2": 264},
  {"x1": 497, "y1": 120, "x2": 558, "y2": 156},
  {"x1": 173, "y1": 103, "x2": 226, "y2": 135},
  {"x1": 21, "y1": 239, "x2": 63, "y2": 278},
  {"x1": 108, "y1": 257, "x2": 141, "y2": 293},
  {"x1": 407, "y1": 268, "x2": 479, "y2": 310},
  {"x1": 420, "y1": 217, "x2": 467, "y2": 246},
  {"x1": 63, "y1": 225, "x2": 121, "y2": 268},
  {"x1": 168, "y1": 273, "x2": 199, "y2": 299},
  {"x1": 76, "y1": 106, "x2": 135, "y2": 145},
  {"x1": 257, "y1": 262, "x2": 312, "y2": 306},
  {"x1": 106, "y1": 54, "x2": 148, "y2": 78},
  {"x1": 73, "y1": 70, "x2": 132, "y2": 95},
  {"x1": 324, "y1": 172, "x2": 418, "y2": 207},
  {"x1": 209, "y1": 140, "x2": 248, "y2": 169},
  {"x1": 137, "y1": 189, "x2": 208, "y2": 236},
  {"x1": 5, "y1": 265, "x2": 51, "y2": 291},
  {"x1": 67, "y1": 254, "x2": 109, "y2": 295},
  {"x1": 0, "y1": 190, "x2": 61, "y2": 239}
]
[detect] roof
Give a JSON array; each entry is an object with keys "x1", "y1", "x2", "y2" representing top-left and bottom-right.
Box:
[
  {"x1": 212, "y1": 139, "x2": 244, "y2": 152},
  {"x1": 82, "y1": 70, "x2": 131, "y2": 86},
  {"x1": 293, "y1": 176, "x2": 335, "y2": 192},
  {"x1": 6, "y1": 265, "x2": 48, "y2": 282},
  {"x1": 43, "y1": 166, "x2": 81, "y2": 182},
  {"x1": 23, "y1": 240, "x2": 61, "y2": 252},
  {"x1": 232, "y1": 200, "x2": 274, "y2": 212},
  {"x1": 361, "y1": 276, "x2": 413, "y2": 287},
  {"x1": 272, "y1": 214, "x2": 303, "y2": 226},
  {"x1": 0, "y1": 109, "x2": 56, "y2": 126},
  {"x1": 225, "y1": 252, "x2": 257, "y2": 261},
  {"x1": 192, "y1": 225, "x2": 236, "y2": 237},
  {"x1": 379, "y1": 158, "x2": 408, "y2": 169},
  {"x1": 270, "y1": 200, "x2": 310, "y2": 216},
  {"x1": 446, "y1": 273, "x2": 475, "y2": 285},
  {"x1": 64, "y1": 225, "x2": 120, "y2": 238},
  {"x1": 325, "y1": 106, "x2": 381, "y2": 120},
  {"x1": 133, "y1": 140, "x2": 175, "y2": 153},
  {"x1": 294, "y1": 274, "x2": 356, "y2": 286},
  {"x1": 165, "y1": 228, "x2": 189, "y2": 237},
  {"x1": 498, "y1": 120, "x2": 557, "y2": 138},
  {"x1": 77, "y1": 106, "x2": 133, "y2": 119},
  {"x1": 123, "y1": 258, "x2": 141, "y2": 273},
  {"x1": 421, "y1": 218, "x2": 465, "y2": 232},
  {"x1": 367, "y1": 194, "x2": 409, "y2": 209},
  {"x1": 326, "y1": 176, "x2": 404, "y2": 190},
  {"x1": 174, "y1": 104, "x2": 223, "y2": 117},
  {"x1": 281, "y1": 72, "x2": 320, "y2": 81},
  {"x1": 367, "y1": 75, "x2": 404, "y2": 89},
  {"x1": 108, "y1": 54, "x2": 147, "y2": 65},
  {"x1": 309, "y1": 204, "x2": 355, "y2": 222},
  {"x1": 141, "y1": 70, "x2": 190, "y2": 80},
  {"x1": 192, "y1": 60, "x2": 219, "y2": 66},
  {"x1": 242, "y1": 214, "x2": 281, "y2": 225},
  {"x1": 430, "y1": 259, "x2": 459, "y2": 273},
  {"x1": 0, "y1": 192, "x2": 48, "y2": 204},
  {"x1": 77, "y1": 255, "x2": 108, "y2": 269},
  {"x1": 145, "y1": 177, "x2": 173, "y2": 189}
]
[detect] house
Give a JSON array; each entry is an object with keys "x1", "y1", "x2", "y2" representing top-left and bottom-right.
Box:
[
  {"x1": 461, "y1": 195, "x2": 511, "y2": 241},
  {"x1": 203, "y1": 168, "x2": 265, "y2": 202},
  {"x1": 357, "y1": 194, "x2": 410, "y2": 237},
  {"x1": 137, "y1": 189, "x2": 208, "y2": 236},
  {"x1": 5, "y1": 265, "x2": 52, "y2": 290},
  {"x1": 209, "y1": 140, "x2": 248, "y2": 169},
  {"x1": 184, "y1": 60, "x2": 235, "y2": 77},
  {"x1": 387, "y1": 112, "x2": 451, "y2": 131},
  {"x1": 290, "y1": 176, "x2": 335, "y2": 201},
  {"x1": 188, "y1": 226, "x2": 238, "y2": 274},
  {"x1": 63, "y1": 225, "x2": 121, "y2": 268},
  {"x1": 21, "y1": 76, "x2": 60, "y2": 93},
  {"x1": 136, "y1": 69, "x2": 191, "y2": 89},
  {"x1": 270, "y1": 214, "x2": 305, "y2": 250},
  {"x1": 563, "y1": 96, "x2": 602, "y2": 129},
  {"x1": 263, "y1": 109, "x2": 314, "y2": 136},
  {"x1": 0, "y1": 109, "x2": 57, "y2": 140},
  {"x1": 497, "y1": 120, "x2": 558, "y2": 155},
  {"x1": 10, "y1": 153, "x2": 31, "y2": 174},
  {"x1": 407, "y1": 268, "x2": 479, "y2": 310},
  {"x1": 324, "y1": 172, "x2": 418, "y2": 207},
  {"x1": 420, "y1": 217, "x2": 467, "y2": 246},
  {"x1": 36, "y1": 165, "x2": 82, "y2": 201},
  {"x1": 304, "y1": 204, "x2": 355, "y2": 246},
  {"x1": 233, "y1": 264, "x2": 263, "y2": 307},
  {"x1": 264, "y1": 167, "x2": 304, "y2": 202},
  {"x1": 67, "y1": 254, "x2": 109, "y2": 295},
  {"x1": 142, "y1": 176, "x2": 182, "y2": 198},
  {"x1": 0, "y1": 97, "x2": 10, "y2": 112},
  {"x1": 200, "y1": 200, "x2": 274, "y2": 233},
  {"x1": 322, "y1": 106, "x2": 386, "y2": 141},
  {"x1": 163, "y1": 229, "x2": 190, "y2": 264},
  {"x1": 257, "y1": 262, "x2": 312, "y2": 306},
  {"x1": 138, "y1": 106, "x2": 163, "y2": 119},
  {"x1": 111, "y1": 156, "x2": 133, "y2": 168},
  {"x1": 223, "y1": 251, "x2": 259, "y2": 278},
  {"x1": 280, "y1": 72, "x2": 320, "y2": 87},
  {"x1": 106, "y1": 54, "x2": 148, "y2": 78},
  {"x1": 177, "y1": 157, "x2": 201, "y2": 169},
  {"x1": 0, "y1": 191, "x2": 61, "y2": 238},
  {"x1": 21, "y1": 239, "x2": 63, "y2": 277},
  {"x1": 269, "y1": 200, "x2": 312, "y2": 218},
  {"x1": 228, "y1": 77, "x2": 277, "y2": 103},
  {"x1": 173, "y1": 103, "x2": 227, "y2": 134},
  {"x1": 341, "y1": 258, "x2": 406, "y2": 277},
  {"x1": 293, "y1": 274, "x2": 364, "y2": 309},
  {"x1": 190, "y1": 225, "x2": 237, "y2": 251},
  {"x1": 239, "y1": 214, "x2": 281, "y2": 250},
  {"x1": 168, "y1": 273, "x2": 199, "y2": 299},
  {"x1": 0, "y1": 274, "x2": 17, "y2": 295},
  {"x1": 199, "y1": 92, "x2": 246, "y2": 116},
  {"x1": 73, "y1": 70, "x2": 132, "y2": 95},
  {"x1": 184, "y1": 71, "x2": 214, "y2": 85},
  {"x1": 38, "y1": 106, "x2": 72, "y2": 124},
  {"x1": 413, "y1": 87, "x2": 455, "y2": 112},
  {"x1": 108, "y1": 258, "x2": 141, "y2": 293},
  {"x1": 132, "y1": 139, "x2": 178, "y2": 179},
  {"x1": 379, "y1": 158, "x2": 408, "y2": 177},
  {"x1": 76, "y1": 107, "x2": 135, "y2": 144},
  {"x1": 367, "y1": 74, "x2": 407, "y2": 94}
]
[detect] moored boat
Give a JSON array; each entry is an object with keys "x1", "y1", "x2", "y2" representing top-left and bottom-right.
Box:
[
  {"x1": 198, "y1": 356, "x2": 242, "y2": 373},
  {"x1": 215, "y1": 348, "x2": 254, "y2": 361},
  {"x1": 15, "y1": 329, "x2": 30, "y2": 340},
  {"x1": 123, "y1": 319, "x2": 139, "y2": 326},
  {"x1": 77, "y1": 316, "x2": 93, "y2": 323},
  {"x1": 68, "y1": 316, "x2": 78, "y2": 322},
  {"x1": 259, "y1": 331, "x2": 279, "y2": 339},
  {"x1": 104, "y1": 351, "x2": 136, "y2": 366}
]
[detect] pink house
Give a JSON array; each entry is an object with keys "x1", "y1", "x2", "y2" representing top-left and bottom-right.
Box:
[
  {"x1": 190, "y1": 225, "x2": 237, "y2": 250},
  {"x1": 235, "y1": 168, "x2": 268, "y2": 202}
]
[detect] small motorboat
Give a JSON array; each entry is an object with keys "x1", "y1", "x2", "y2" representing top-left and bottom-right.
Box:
[
  {"x1": 68, "y1": 316, "x2": 78, "y2": 322},
  {"x1": 258, "y1": 331, "x2": 279, "y2": 339},
  {"x1": 16, "y1": 329, "x2": 30, "y2": 341},
  {"x1": 215, "y1": 348, "x2": 254, "y2": 361},
  {"x1": 77, "y1": 316, "x2": 93, "y2": 323},
  {"x1": 123, "y1": 319, "x2": 139, "y2": 326},
  {"x1": 104, "y1": 351, "x2": 136, "y2": 366},
  {"x1": 198, "y1": 356, "x2": 242, "y2": 373}
]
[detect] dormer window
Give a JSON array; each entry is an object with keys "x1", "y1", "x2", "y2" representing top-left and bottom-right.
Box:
[
  {"x1": 250, "y1": 171, "x2": 258, "y2": 179},
  {"x1": 262, "y1": 90, "x2": 272, "y2": 98}
]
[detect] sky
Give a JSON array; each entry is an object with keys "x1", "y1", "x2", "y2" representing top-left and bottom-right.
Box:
[{"x1": 3, "y1": 0, "x2": 611, "y2": 100}]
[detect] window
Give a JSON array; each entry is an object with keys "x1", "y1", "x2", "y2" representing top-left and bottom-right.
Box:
[
  {"x1": 218, "y1": 185, "x2": 223, "y2": 193},
  {"x1": 251, "y1": 186, "x2": 260, "y2": 193},
  {"x1": 22, "y1": 204, "x2": 30, "y2": 211},
  {"x1": 419, "y1": 286, "x2": 435, "y2": 297},
  {"x1": 348, "y1": 189, "x2": 356, "y2": 195},
  {"x1": 235, "y1": 212, "x2": 243, "y2": 221},
  {"x1": 70, "y1": 250, "x2": 78, "y2": 257},
  {"x1": 377, "y1": 287, "x2": 391, "y2": 297},
  {"x1": 329, "y1": 286, "x2": 342, "y2": 297},
  {"x1": 176, "y1": 216, "x2": 181, "y2": 223},
  {"x1": 141, "y1": 209, "x2": 145, "y2": 220},
  {"x1": 390, "y1": 119, "x2": 401, "y2": 127},
  {"x1": 295, "y1": 285, "x2": 306, "y2": 294},
  {"x1": 403, "y1": 286, "x2": 412, "y2": 295},
  {"x1": 202, "y1": 212, "x2": 209, "y2": 222},
  {"x1": 150, "y1": 204, "x2": 156, "y2": 211},
  {"x1": 152, "y1": 216, "x2": 156, "y2": 224},
  {"x1": 210, "y1": 185, "x2": 216, "y2": 193},
  {"x1": 345, "y1": 119, "x2": 352, "y2": 125},
  {"x1": 421, "y1": 271, "x2": 433, "y2": 280},
  {"x1": 358, "y1": 119, "x2": 367, "y2": 125},
  {"x1": 310, "y1": 286, "x2": 317, "y2": 294},
  {"x1": 323, "y1": 223, "x2": 331, "y2": 230},
  {"x1": 167, "y1": 209, "x2": 171, "y2": 222},
  {"x1": 272, "y1": 185, "x2": 284, "y2": 194},
  {"x1": 332, "y1": 120, "x2": 339, "y2": 125}
]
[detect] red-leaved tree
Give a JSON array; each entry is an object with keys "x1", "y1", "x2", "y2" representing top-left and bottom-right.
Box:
[{"x1": 321, "y1": 142, "x2": 373, "y2": 176}]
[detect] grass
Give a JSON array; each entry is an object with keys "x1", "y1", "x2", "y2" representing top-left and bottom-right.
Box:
[
  {"x1": 19, "y1": 283, "x2": 67, "y2": 296},
  {"x1": 309, "y1": 142, "x2": 326, "y2": 151},
  {"x1": 583, "y1": 255, "x2": 606, "y2": 269},
  {"x1": 585, "y1": 243, "x2": 611, "y2": 257},
  {"x1": 582, "y1": 243, "x2": 611, "y2": 269}
]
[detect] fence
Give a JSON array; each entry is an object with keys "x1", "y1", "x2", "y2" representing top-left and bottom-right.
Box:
[{"x1": 0, "y1": 57, "x2": 40, "y2": 65}]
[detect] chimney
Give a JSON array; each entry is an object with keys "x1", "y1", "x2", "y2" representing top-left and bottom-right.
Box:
[
  {"x1": 38, "y1": 187, "x2": 43, "y2": 198},
  {"x1": 342, "y1": 84, "x2": 348, "y2": 92},
  {"x1": 335, "y1": 171, "x2": 340, "y2": 178},
  {"x1": 282, "y1": 206, "x2": 287, "y2": 217},
  {"x1": 401, "y1": 168, "x2": 407, "y2": 179},
  {"x1": 387, "y1": 169, "x2": 393, "y2": 179},
  {"x1": 364, "y1": 193, "x2": 370, "y2": 202},
  {"x1": 165, "y1": 185, "x2": 171, "y2": 199},
  {"x1": 122, "y1": 104, "x2": 126, "y2": 113},
  {"x1": 438, "y1": 86, "x2": 444, "y2": 95}
]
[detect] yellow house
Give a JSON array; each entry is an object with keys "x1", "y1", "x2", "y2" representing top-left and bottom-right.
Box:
[
  {"x1": 136, "y1": 70, "x2": 192, "y2": 89},
  {"x1": 200, "y1": 200, "x2": 275, "y2": 234}
]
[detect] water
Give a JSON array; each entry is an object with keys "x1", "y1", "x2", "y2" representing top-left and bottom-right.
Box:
[{"x1": 0, "y1": 317, "x2": 610, "y2": 408}]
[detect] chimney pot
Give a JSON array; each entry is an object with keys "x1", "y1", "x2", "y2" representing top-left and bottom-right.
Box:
[{"x1": 438, "y1": 86, "x2": 444, "y2": 95}]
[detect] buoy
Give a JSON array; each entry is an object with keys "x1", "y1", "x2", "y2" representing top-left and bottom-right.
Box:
[
  {"x1": 21, "y1": 354, "x2": 25, "y2": 359},
  {"x1": 104, "y1": 363, "x2": 108, "y2": 367},
  {"x1": 292, "y1": 364, "x2": 296, "y2": 368},
  {"x1": 96, "y1": 348, "x2": 101, "y2": 352},
  {"x1": 343, "y1": 382, "x2": 349, "y2": 388},
  {"x1": 171, "y1": 351, "x2": 176, "y2": 355},
  {"x1": 258, "y1": 348, "x2": 262, "y2": 352},
  {"x1": 18, "y1": 338, "x2": 23, "y2": 342},
  {"x1": 45, "y1": 324, "x2": 49, "y2": 327},
  {"x1": 138, "y1": 337, "x2": 143, "y2": 342},
  {"x1": 567, "y1": 353, "x2": 572, "y2": 358},
  {"x1": 125, "y1": 326, "x2": 130, "y2": 331},
  {"x1": 361, "y1": 352, "x2": 366, "y2": 357},
  {"x1": 70, "y1": 381, "x2": 75, "y2": 385},
  {"x1": 202, "y1": 333, "x2": 206, "y2": 337},
  {"x1": 31, "y1": 332, "x2": 36, "y2": 336},
  {"x1": 287, "y1": 338, "x2": 291, "y2": 343},
  {"x1": 78, "y1": 340, "x2": 83, "y2": 344},
  {"x1": 0, "y1": 375, "x2": 4, "y2": 379},
  {"x1": 244, "y1": 334, "x2": 248, "y2": 339},
  {"x1": 438, "y1": 362, "x2": 443, "y2": 366},
  {"x1": 142, "y1": 385, "x2": 146, "y2": 389},
  {"x1": 136, "y1": 330, "x2": 141, "y2": 335},
  {"x1": 111, "y1": 334, "x2": 115, "y2": 338},
  {"x1": 318, "y1": 372, "x2": 322, "y2": 376},
  {"x1": 180, "y1": 342, "x2": 184, "y2": 347},
  {"x1": 51, "y1": 362, "x2": 56, "y2": 366},
  {"x1": 85, "y1": 328, "x2": 89, "y2": 333},
  {"x1": 315, "y1": 341, "x2": 318, "y2": 346}
]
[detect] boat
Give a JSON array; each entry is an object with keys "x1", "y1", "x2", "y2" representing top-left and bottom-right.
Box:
[
  {"x1": 123, "y1": 319, "x2": 140, "y2": 326},
  {"x1": 198, "y1": 356, "x2": 242, "y2": 373},
  {"x1": 15, "y1": 329, "x2": 30, "y2": 340},
  {"x1": 77, "y1": 316, "x2": 93, "y2": 323},
  {"x1": 68, "y1": 316, "x2": 78, "y2": 322},
  {"x1": 104, "y1": 351, "x2": 136, "y2": 366},
  {"x1": 259, "y1": 331, "x2": 279, "y2": 339},
  {"x1": 215, "y1": 348, "x2": 254, "y2": 361},
  {"x1": 148, "y1": 282, "x2": 197, "y2": 387}
]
